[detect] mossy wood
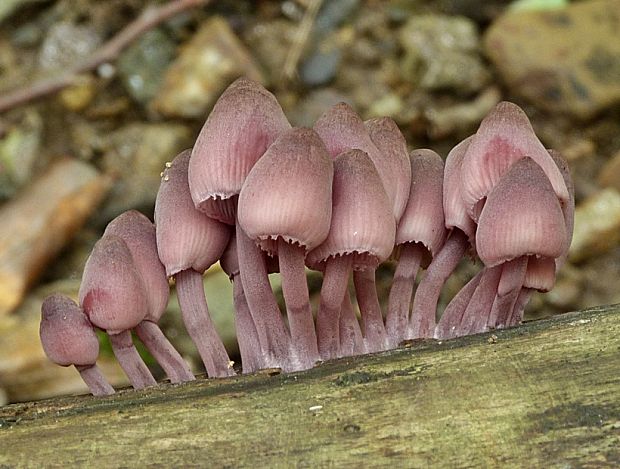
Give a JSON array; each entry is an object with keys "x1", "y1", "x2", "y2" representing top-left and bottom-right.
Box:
[{"x1": 1, "y1": 305, "x2": 619, "y2": 468}]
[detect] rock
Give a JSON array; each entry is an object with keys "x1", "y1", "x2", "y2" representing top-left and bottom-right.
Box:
[
  {"x1": 569, "y1": 188, "x2": 620, "y2": 263},
  {"x1": 300, "y1": 42, "x2": 343, "y2": 87},
  {"x1": 484, "y1": 0, "x2": 620, "y2": 119},
  {"x1": 97, "y1": 123, "x2": 192, "y2": 224},
  {"x1": 117, "y1": 28, "x2": 176, "y2": 106},
  {"x1": 59, "y1": 75, "x2": 96, "y2": 112},
  {"x1": 153, "y1": 17, "x2": 265, "y2": 118},
  {"x1": 399, "y1": 14, "x2": 489, "y2": 94},
  {"x1": 38, "y1": 21, "x2": 101, "y2": 72},
  {"x1": 244, "y1": 19, "x2": 294, "y2": 84},
  {"x1": 0, "y1": 280, "x2": 127, "y2": 402},
  {"x1": 0, "y1": 158, "x2": 110, "y2": 316},
  {"x1": 0, "y1": 109, "x2": 43, "y2": 200},
  {"x1": 0, "y1": 0, "x2": 46, "y2": 24}
]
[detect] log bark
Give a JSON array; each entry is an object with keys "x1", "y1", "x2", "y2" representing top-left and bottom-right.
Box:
[{"x1": 1, "y1": 305, "x2": 619, "y2": 467}]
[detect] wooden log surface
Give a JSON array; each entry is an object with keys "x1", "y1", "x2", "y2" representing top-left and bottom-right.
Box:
[{"x1": 1, "y1": 305, "x2": 619, "y2": 468}]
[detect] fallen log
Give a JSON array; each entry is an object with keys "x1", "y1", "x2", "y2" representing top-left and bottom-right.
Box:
[{"x1": 1, "y1": 305, "x2": 619, "y2": 467}]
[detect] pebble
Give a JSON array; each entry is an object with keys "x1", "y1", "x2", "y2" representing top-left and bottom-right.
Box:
[
  {"x1": 97, "y1": 123, "x2": 192, "y2": 224},
  {"x1": 484, "y1": 0, "x2": 620, "y2": 119},
  {"x1": 399, "y1": 14, "x2": 489, "y2": 94},
  {"x1": 118, "y1": 28, "x2": 176, "y2": 106},
  {"x1": 0, "y1": 159, "x2": 110, "y2": 316},
  {"x1": 37, "y1": 21, "x2": 101, "y2": 72},
  {"x1": 569, "y1": 188, "x2": 620, "y2": 263},
  {"x1": 152, "y1": 17, "x2": 265, "y2": 118}
]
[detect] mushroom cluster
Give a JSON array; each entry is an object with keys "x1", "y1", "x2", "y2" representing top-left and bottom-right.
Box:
[{"x1": 40, "y1": 78, "x2": 574, "y2": 395}]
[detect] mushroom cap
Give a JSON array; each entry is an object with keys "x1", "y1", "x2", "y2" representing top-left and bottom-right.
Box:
[
  {"x1": 40, "y1": 294, "x2": 99, "y2": 367},
  {"x1": 396, "y1": 149, "x2": 446, "y2": 265},
  {"x1": 443, "y1": 136, "x2": 476, "y2": 241},
  {"x1": 460, "y1": 101, "x2": 569, "y2": 221},
  {"x1": 188, "y1": 77, "x2": 291, "y2": 224},
  {"x1": 238, "y1": 127, "x2": 333, "y2": 254},
  {"x1": 313, "y1": 103, "x2": 403, "y2": 222},
  {"x1": 523, "y1": 256, "x2": 556, "y2": 292},
  {"x1": 79, "y1": 235, "x2": 149, "y2": 335},
  {"x1": 306, "y1": 149, "x2": 396, "y2": 271},
  {"x1": 548, "y1": 149, "x2": 575, "y2": 271},
  {"x1": 155, "y1": 150, "x2": 231, "y2": 277},
  {"x1": 364, "y1": 117, "x2": 412, "y2": 223},
  {"x1": 476, "y1": 157, "x2": 568, "y2": 267},
  {"x1": 104, "y1": 210, "x2": 169, "y2": 323}
]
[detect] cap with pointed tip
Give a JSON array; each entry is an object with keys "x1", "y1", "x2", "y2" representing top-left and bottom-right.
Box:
[
  {"x1": 79, "y1": 235, "x2": 148, "y2": 335},
  {"x1": 476, "y1": 157, "x2": 568, "y2": 268},
  {"x1": 238, "y1": 127, "x2": 333, "y2": 255},
  {"x1": 461, "y1": 101, "x2": 569, "y2": 221},
  {"x1": 307, "y1": 149, "x2": 396, "y2": 271},
  {"x1": 104, "y1": 210, "x2": 169, "y2": 323},
  {"x1": 443, "y1": 136, "x2": 476, "y2": 241},
  {"x1": 547, "y1": 149, "x2": 575, "y2": 271},
  {"x1": 313, "y1": 103, "x2": 404, "y2": 221},
  {"x1": 40, "y1": 294, "x2": 100, "y2": 367},
  {"x1": 396, "y1": 149, "x2": 446, "y2": 266},
  {"x1": 188, "y1": 78, "x2": 291, "y2": 224},
  {"x1": 364, "y1": 117, "x2": 412, "y2": 222},
  {"x1": 156, "y1": 150, "x2": 231, "y2": 277}
]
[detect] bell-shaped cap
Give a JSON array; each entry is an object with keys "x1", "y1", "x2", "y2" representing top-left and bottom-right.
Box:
[
  {"x1": 188, "y1": 78, "x2": 291, "y2": 224},
  {"x1": 396, "y1": 149, "x2": 446, "y2": 266},
  {"x1": 238, "y1": 128, "x2": 333, "y2": 254},
  {"x1": 523, "y1": 256, "x2": 556, "y2": 292},
  {"x1": 155, "y1": 150, "x2": 231, "y2": 277},
  {"x1": 40, "y1": 294, "x2": 100, "y2": 367},
  {"x1": 548, "y1": 149, "x2": 575, "y2": 271},
  {"x1": 313, "y1": 103, "x2": 402, "y2": 222},
  {"x1": 476, "y1": 157, "x2": 568, "y2": 267},
  {"x1": 307, "y1": 149, "x2": 396, "y2": 271},
  {"x1": 104, "y1": 211, "x2": 169, "y2": 323},
  {"x1": 461, "y1": 101, "x2": 569, "y2": 221},
  {"x1": 443, "y1": 136, "x2": 476, "y2": 241},
  {"x1": 364, "y1": 117, "x2": 412, "y2": 222},
  {"x1": 79, "y1": 235, "x2": 148, "y2": 335}
]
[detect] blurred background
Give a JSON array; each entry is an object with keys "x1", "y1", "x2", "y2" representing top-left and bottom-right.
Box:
[{"x1": 0, "y1": 0, "x2": 618, "y2": 404}]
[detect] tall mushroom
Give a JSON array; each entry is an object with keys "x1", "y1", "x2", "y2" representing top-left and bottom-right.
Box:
[
  {"x1": 104, "y1": 210, "x2": 194, "y2": 383},
  {"x1": 238, "y1": 127, "x2": 333, "y2": 370},
  {"x1": 40, "y1": 294, "x2": 115, "y2": 396},
  {"x1": 155, "y1": 150, "x2": 233, "y2": 377},
  {"x1": 386, "y1": 149, "x2": 446, "y2": 347},
  {"x1": 307, "y1": 149, "x2": 395, "y2": 358},
  {"x1": 189, "y1": 77, "x2": 292, "y2": 368}
]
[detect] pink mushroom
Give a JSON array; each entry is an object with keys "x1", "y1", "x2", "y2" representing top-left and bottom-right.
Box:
[{"x1": 40, "y1": 294, "x2": 114, "y2": 396}]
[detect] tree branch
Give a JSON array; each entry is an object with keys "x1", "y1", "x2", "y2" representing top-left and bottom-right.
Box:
[
  {"x1": 1, "y1": 305, "x2": 619, "y2": 467},
  {"x1": 0, "y1": 0, "x2": 209, "y2": 114}
]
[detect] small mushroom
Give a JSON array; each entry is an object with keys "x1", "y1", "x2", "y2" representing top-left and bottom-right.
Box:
[
  {"x1": 104, "y1": 211, "x2": 194, "y2": 383},
  {"x1": 79, "y1": 235, "x2": 156, "y2": 389},
  {"x1": 40, "y1": 294, "x2": 114, "y2": 396},
  {"x1": 155, "y1": 150, "x2": 233, "y2": 378}
]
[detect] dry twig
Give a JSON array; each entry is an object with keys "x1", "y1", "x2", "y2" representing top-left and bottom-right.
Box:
[
  {"x1": 281, "y1": 0, "x2": 323, "y2": 83},
  {"x1": 0, "y1": 0, "x2": 209, "y2": 114}
]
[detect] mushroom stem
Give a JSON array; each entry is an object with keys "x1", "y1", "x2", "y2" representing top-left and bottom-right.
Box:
[
  {"x1": 338, "y1": 289, "x2": 364, "y2": 357},
  {"x1": 435, "y1": 269, "x2": 485, "y2": 339},
  {"x1": 231, "y1": 275, "x2": 263, "y2": 373},
  {"x1": 353, "y1": 269, "x2": 388, "y2": 353},
  {"x1": 409, "y1": 229, "x2": 469, "y2": 338},
  {"x1": 277, "y1": 238, "x2": 320, "y2": 369},
  {"x1": 487, "y1": 257, "x2": 528, "y2": 329},
  {"x1": 134, "y1": 320, "x2": 195, "y2": 383},
  {"x1": 460, "y1": 266, "x2": 502, "y2": 335},
  {"x1": 316, "y1": 255, "x2": 352, "y2": 360},
  {"x1": 385, "y1": 243, "x2": 424, "y2": 347},
  {"x1": 108, "y1": 330, "x2": 157, "y2": 389},
  {"x1": 235, "y1": 222, "x2": 291, "y2": 370},
  {"x1": 508, "y1": 287, "x2": 534, "y2": 327},
  {"x1": 75, "y1": 364, "x2": 115, "y2": 396},
  {"x1": 175, "y1": 269, "x2": 234, "y2": 377}
]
